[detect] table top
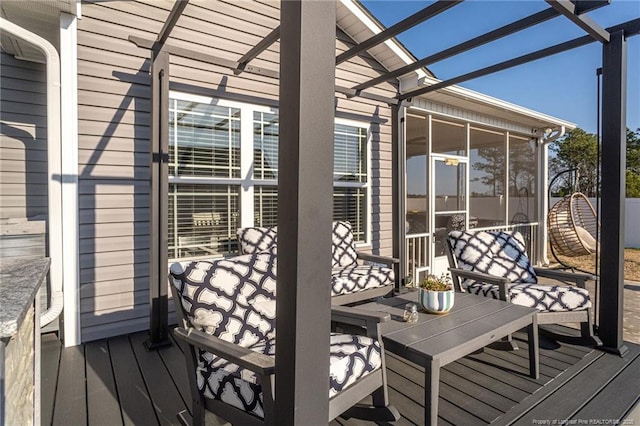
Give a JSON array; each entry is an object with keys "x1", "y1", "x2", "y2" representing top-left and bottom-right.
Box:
[
  {"x1": 0, "y1": 257, "x2": 50, "y2": 339},
  {"x1": 359, "y1": 291, "x2": 537, "y2": 365}
]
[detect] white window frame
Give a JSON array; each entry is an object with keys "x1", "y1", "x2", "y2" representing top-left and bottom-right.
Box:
[{"x1": 168, "y1": 91, "x2": 372, "y2": 255}]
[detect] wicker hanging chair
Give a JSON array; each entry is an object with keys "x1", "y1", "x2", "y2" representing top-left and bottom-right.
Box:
[{"x1": 548, "y1": 192, "x2": 599, "y2": 257}]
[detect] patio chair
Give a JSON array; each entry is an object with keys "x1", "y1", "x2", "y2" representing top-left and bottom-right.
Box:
[
  {"x1": 169, "y1": 249, "x2": 400, "y2": 425},
  {"x1": 236, "y1": 221, "x2": 399, "y2": 305},
  {"x1": 445, "y1": 230, "x2": 600, "y2": 346}
]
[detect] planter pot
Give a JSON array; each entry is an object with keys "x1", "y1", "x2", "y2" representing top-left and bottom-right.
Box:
[{"x1": 419, "y1": 288, "x2": 455, "y2": 314}]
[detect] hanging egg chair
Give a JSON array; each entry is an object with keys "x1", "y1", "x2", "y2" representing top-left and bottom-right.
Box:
[{"x1": 548, "y1": 192, "x2": 599, "y2": 257}]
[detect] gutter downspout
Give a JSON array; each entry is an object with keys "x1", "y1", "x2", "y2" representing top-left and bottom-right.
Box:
[
  {"x1": 539, "y1": 126, "x2": 566, "y2": 264},
  {"x1": 0, "y1": 18, "x2": 64, "y2": 327}
]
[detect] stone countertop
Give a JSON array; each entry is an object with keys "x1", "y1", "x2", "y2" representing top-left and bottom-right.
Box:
[{"x1": 0, "y1": 257, "x2": 50, "y2": 339}]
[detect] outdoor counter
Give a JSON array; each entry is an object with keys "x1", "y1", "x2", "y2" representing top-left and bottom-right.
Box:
[{"x1": 0, "y1": 256, "x2": 49, "y2": 425}]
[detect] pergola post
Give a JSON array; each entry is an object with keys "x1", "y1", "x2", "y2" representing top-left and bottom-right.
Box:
[
  {"x1": 275, "y1": 1, "x2": 336, "y2": 424},
  {"x1": 146, "y1": 49, "x2": 171, "y2": 350},
  {"x1": 598, "y1": 30, "x2": 628, "y2": 356}
]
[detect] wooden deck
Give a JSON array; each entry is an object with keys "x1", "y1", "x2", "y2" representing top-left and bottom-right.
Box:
[{"x1": 42, "y1": 327, "x2": 640, "y2": 425}]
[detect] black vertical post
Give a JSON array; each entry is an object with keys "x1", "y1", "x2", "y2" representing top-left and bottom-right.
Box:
[
  {"x1": 598, "y1": 30, "x2": 628, "y2": 356},
  {"x1": 392, "y1": 104, "x2": 405, "y2": 292},
  {"x1": 276, "y1": 0, "x2": 336, "y2": 423},
  {"x1": 146, "y1": 49, "x2": 171, "y2": 350}
]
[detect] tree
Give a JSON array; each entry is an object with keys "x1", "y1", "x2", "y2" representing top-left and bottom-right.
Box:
[
  {"x1": 627, "y1": 128, "x2": 640, "y2": 197},
  {"x1": 471, "y1": 146, "x2": 505, "y2": 196},
  {"x1": 549, "y1": 128, "x2": 599, "y2": 196},
  {"x1": 549, "y1": 127, "x2": 640, "y2": 198}
]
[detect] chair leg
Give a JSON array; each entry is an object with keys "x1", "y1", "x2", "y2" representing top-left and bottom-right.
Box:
[
  {"x1": 489, "y1": 334, "x2": 519, "y2": 351},
  {"x1": 581, "y1": 308, "x2": 603, "y2": 347}
]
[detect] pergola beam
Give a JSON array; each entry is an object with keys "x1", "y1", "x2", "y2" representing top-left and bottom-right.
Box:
[
  {"x1": 398, "y1": 17, "x2": 640, "y2": 100},
  {"x1": 335, "y1": 0, "x2": 462, "y2": 65},
  {"x1": 155, "y1": 0, "x2": 189, "y2": 48},
  {"x1": 129, "y1": 35, "x2": 279, "y2": 79},
  {"x1": 129, "y1": 35, "x2": 398, "y2": 105},
  {"x1": 399, "y1": 35, "x2": 592, "y2": 100},
  {"x1": 235, "y1": 25, "x2": 280, "y2": 74},
  {"x1": 573, "y1": 0, "x2": 611, "y2": 15},
  {"x1": 546, "y1": 0, "x2": 610, "y2": 43},
  {"x1": 354, "y1": 7, "x2": 560, "y2": 92}
]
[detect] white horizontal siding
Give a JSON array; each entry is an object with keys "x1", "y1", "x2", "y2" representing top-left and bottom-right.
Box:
[{"x1": 0, "y1": 53, "x2": 49, "y2": 220}]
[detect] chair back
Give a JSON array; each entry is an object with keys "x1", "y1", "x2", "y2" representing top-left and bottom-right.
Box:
[
  {"x1": 169, "y1": 250, "x2": 277, "y2": 347},
  {"x1": 236, "y1": 221, "x2": 358, "y2": 269},
  {"x1": 237, "y1": 227, "x2": 278, "y2": 255},
  {"x1": 446, "y1": 230, "x2": 537, "y2": 288},
  {"x1": 331, "y1": 221, "x2": 358, "y2": 268}
]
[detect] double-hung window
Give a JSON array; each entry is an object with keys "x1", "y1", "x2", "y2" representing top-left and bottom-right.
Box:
[{"x1": 168, "y1": 92, "x2": 370, "y2": 260}]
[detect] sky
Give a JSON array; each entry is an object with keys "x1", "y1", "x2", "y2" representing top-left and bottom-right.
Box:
[{"x1": 362, "y1": 0, "x2": 640, "y2": 134}]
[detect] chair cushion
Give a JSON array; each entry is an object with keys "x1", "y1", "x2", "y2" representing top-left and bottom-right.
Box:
[
  {"x1": 197, "y1": 332, "x2": 381, "y2": 419},
  {"x1": 331, "y1": 265, "x2": 394, "y2": 297},
  {"x1": 448, "y1": 230, "x2": 537, "y2": 284},
  {"x1": 169, "y1": 251, "x2": 278, "y2": 346},
  {"x1": 237, "y1": 227, "x2": 278, "y2": 254},
  {"x1": 332, "y1": 221, "x2": 358, "y2": 268},
  {"x1": 463, "y1": 281, "x2": 592, "y2": 311}
]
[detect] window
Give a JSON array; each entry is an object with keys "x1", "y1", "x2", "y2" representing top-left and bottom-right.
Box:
[{"x1": 169, "y1": 93, "x2": 370, "y2": 260}]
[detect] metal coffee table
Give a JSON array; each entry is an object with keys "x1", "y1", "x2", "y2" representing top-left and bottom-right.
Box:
[{"x1": 359, "y1": 291, "x2": 539, "y2": 426}]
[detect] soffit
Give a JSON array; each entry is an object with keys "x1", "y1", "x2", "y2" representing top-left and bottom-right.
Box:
[{"x1": 0, "y1": 1, "x2": 77, "y2": 62}]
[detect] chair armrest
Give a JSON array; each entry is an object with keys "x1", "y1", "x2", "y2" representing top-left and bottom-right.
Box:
[
  {"x1": 533, "y1": 267, "x2": 594, "y2": 288},
  {"x1": 448, "y1": 267, "x2": 511, "y2": 301},
  {"x1": 331, "y1": 306, "x2": 389, "y2": 339},
  {"x1": 173, "y1": 327, "x2": 275, "y2": 376},
  {"x1": 356, "y1": 251, "x2": 399, "y2": 267},
  {"x1": 449, "y1": 268, "x2": 510, "y2": 285},
  {"x1": 331, "y1": 306, "x2": 390, "y2": 325}
]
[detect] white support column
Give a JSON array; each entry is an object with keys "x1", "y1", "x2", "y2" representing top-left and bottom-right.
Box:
[
  {"x1": 60, "y1": 13, "x2": 80, "y2": 347},
  {"x1": 538, "y1": 136, "x2": 549, "y2": 265}
]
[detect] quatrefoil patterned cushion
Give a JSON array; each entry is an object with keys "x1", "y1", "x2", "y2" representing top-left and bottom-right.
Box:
[
  {"x1": 237, "y1": 226, "x2": 278, "y2": 255},
  {"x1": 170, "y1": 253, "x2": 382, "y2": 420},
  {"x1": 448, "y1": 230, "x2": 591, "y2": 312},
  {"x1": 195, "y1": 331, "x2": 381, "y2": 419},
  {"x1": 448, "y1": 230, "x2": 537, "y2": 284},
  {"x1": 170, "y1": 251, "x2": 278, "y2": 346},
  {"x1": 331, "y1": 221, "x2": 359, "y2": 268},
  {"x1": 331, "y1": 264, "x2": 394, "y2": 296}
]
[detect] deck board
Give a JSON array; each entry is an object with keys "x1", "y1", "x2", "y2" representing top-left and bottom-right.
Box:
[
  {"x1": 129, "y1": 332, "x2": 188, "y2": 425},
  {"x1": 41, "y1": 328, "x2": 640, "y2": 426},
  {"x1": 109, "y1": 335, "x2": 158, "y2": 426},
  {"x1": 41, "y1": 333, "x2": 61, "y2": 426},
  {"x1": 85, "y1": 340, "x2": 122, "y2": 425},
  {"x1": 514, "y1": 344, "x2": 640, "y2": 424},
  {"x1": 157, "y1": 333, "x2": 191, "y2": 411},
  {"x1": 574, "y1": 351, "x2": 640, "y2": 420},
  {"x1": 52, "y1": 345, "x2": 87, "y2": 426}
]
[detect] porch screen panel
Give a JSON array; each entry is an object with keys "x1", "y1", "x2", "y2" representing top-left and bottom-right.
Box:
[
  {"x1": 168, "y1": 184, "x2": 239, "y2": 259},
  {"x1": 470, "y1": 127, "x2": 506, "y2": 227},
  {"x1": 432, "y1": 118, "x2": 466, "y2": 156},
  {"x1": 509, "y1": 135, "x2": 538, "y2": 223}
]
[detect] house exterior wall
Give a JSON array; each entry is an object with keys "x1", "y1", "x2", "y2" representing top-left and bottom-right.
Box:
[
  {"x1": 76, "y1": 0, "x2": 396, "y2": 342},
  {"x1": 0, "y1": 53, "x2": 48, "y2": 221}
]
